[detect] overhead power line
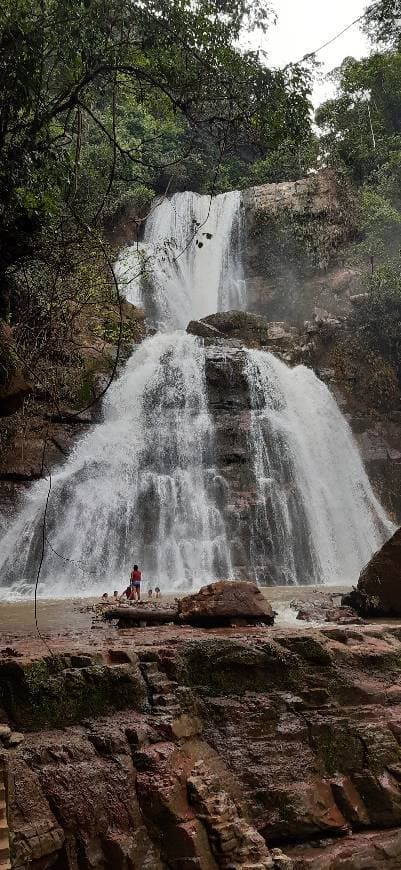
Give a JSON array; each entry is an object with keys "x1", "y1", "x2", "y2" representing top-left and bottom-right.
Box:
[{"x1": 285, "y1": 9, "x2": 370, "y2": 69}]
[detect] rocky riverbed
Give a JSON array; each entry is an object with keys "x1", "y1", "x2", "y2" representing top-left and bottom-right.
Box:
[{"x1": 2, "y1": 587, "x2": 401, "y2": 868}]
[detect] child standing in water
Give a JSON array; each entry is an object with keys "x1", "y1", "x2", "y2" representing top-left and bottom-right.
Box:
[{"x1": 130, "y1": 564, "x2": 142, "y2": 600}]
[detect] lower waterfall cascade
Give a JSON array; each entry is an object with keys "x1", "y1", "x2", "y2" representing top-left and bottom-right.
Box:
[
  {"x1": 244, "y1": 350, "x2": 393, "y2": 586},
  {"x1": 0, "y1": 333, "x2": 232, "y2": 597},
  {"x1": 0, "y1": 189, "x2": 395, "y2": 597}
]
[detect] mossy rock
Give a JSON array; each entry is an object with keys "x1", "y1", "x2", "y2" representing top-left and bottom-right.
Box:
[
  {"x1": 310, "y1": 721, "x2": 365, "y2": 775},
  {"x1": 327, "y1": 334, "x2": 400, "y2": 414},
  {"x1": 0, "y1": 657, "x2": 147, "y2": 731},
  {"x1": 175, "y1": 638, "x2": 298, "y2": 696},
  {"x1": 278, "y1": 635, "x2": 332, "y2": 665},
  {"x1": 250, "y1": 209, "x2": 345, "y2": 274}
]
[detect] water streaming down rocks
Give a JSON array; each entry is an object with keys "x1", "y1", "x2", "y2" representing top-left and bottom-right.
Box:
[
  {"x1": 244, "y1": 350, "x2": 393, "y2": 585},
  {"x1": 0, "y1": 333, "x2": 232, "y2": 596},
  {"x1": 0, "y1": 192, "x2": 243, "y2": 597},
  {"x1": 0, "y1": 188, "x2": 394, "y2": 597},
  {"x1": 116, "y1": 190, "x2": 245, "y2": 325}
]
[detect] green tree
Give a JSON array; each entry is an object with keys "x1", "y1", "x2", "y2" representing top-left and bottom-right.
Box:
[
  {"x1": 316, "y1": 52, "x2": 401, "y2": 185},
  {"x1": 364, "y1": 0, "x2": 401, "y2": 48}
]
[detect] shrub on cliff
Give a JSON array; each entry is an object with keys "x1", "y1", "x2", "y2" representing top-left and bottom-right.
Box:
[{"x1": 351, "y1": 267, "x2": 401, "y2": 384}]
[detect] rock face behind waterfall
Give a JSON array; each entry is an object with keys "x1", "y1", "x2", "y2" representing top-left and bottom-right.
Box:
[
  {"x1": 178, "y1": 580, "x2": 274, "y2": 626},
  {"x1": 343, "y1": 527, "x2": 401, "y2": 616}
]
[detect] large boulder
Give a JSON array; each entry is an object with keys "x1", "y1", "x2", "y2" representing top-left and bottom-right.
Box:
[
  {"x1": 199, "y1": 310, "x2": 299, "y2": 350},
  {"x1": 186, "y1": 319, "x2": 222, "y2": 340},
  {"x1": 342, "y1": 527, "x2": 401, "y2": 617},
  {"x1": 177, "y1": 580, "x2": 274, "y2": 627}
]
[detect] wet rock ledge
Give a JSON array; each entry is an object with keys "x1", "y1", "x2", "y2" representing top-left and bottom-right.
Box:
[{"x1": 2, "y1": 620, "x2": 401, "y2": 868}]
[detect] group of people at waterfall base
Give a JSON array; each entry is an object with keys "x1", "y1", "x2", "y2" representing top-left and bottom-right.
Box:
[{"x1": 101, "y1": 565, "x2": 161, "y2": 603}]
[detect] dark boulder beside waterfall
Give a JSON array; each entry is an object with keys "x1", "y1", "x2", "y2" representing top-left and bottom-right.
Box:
[
  {"x1": 343, "y1": 526, "x2": 401, "y2": 617},
  {"x1": 186, "y1": 319, "x2": 222, "y2": 340}
]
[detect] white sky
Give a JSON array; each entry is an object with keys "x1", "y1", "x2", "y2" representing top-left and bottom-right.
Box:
[{"x1": 248, "y1": 0, "x2": 373, "y2": 108}]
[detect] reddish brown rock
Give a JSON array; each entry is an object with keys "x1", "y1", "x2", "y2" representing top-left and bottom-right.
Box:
[
  {"x1": 178, "y1": 580, "x2": 274, "y2": 626},
  {"x1": 6, "y1": 756, "x2": 65, "y2": 869},
  {"x1": 288, "y1": 828, "x2": 401, "y2": 869},
  {"x1": 6, "y1": 730, "x2": 164, "y2": 870},
  {"x1": 4, "y1": 622, "x2": 401, "y2": 867},
  {"x1": 343, "y1": 526, "x2": 401, "y2": 616}
]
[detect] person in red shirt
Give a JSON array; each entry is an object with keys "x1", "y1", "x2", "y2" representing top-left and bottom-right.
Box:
[{"x1": 130, "y1": 564, "x2": 141, "y2": 600}]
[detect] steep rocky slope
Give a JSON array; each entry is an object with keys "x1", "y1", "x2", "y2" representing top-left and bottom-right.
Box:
[{"x1": 2, "y1": 621, "x2": 401, "y2": 868}]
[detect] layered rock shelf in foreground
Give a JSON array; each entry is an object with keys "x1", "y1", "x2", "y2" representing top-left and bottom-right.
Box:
[{"x1": 2, "y1": 619, "x2": 401, "y2": 867}]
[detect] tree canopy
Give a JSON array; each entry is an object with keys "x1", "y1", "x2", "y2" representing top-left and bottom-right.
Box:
[
  {"x1": 363, "y1": 0, "x2": 401, "y2": 48},
  {"x1": 315, "y1": 1, "x2": 401, "y2": 395}
]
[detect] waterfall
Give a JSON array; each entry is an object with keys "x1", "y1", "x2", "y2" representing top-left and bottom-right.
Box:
[
  {"x1": 245, "y1": 350, "x2": 394, "y2": 585},
  {"x1": 0, "y1": 186, "x2": 394, "y2": 597},
  {"x1": 115, "y1": 190, "x2": 245, "y2": 327},
  {"x1": 0, "y1": 191, "x2": 243, "y2": 598}
]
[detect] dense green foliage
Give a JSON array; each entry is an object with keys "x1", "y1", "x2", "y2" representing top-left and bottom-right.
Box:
[
  {"x1": 353, "y1": 268, "x2": 401, "y2": 376},
  {"x1": 0, "y1": 0, "x2": 314, "y2": 280},
  {"x1": 364, "y1": 0, "x2": 401, "y2": 48},
  {"x1": 316, "y1": 51, "x2": 401, "y2": 186},
  {"x1": 316, "y1": 2, "x2": 401, "y2": 393}
]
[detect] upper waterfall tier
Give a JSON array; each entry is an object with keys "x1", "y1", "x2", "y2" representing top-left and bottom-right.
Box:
[{"x1": 115, "y1": 190, "x2": 245, "y2": 327}]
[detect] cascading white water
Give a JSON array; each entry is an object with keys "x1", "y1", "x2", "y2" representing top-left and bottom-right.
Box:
[
  {"x1": 0, "y1": 333, "x2": 232, "y2": 597},
  {"x1": 0, "y1": 186, "x2": 394, "y2": 597},
  {"x1": 245, "y1": 350, "x2": 394, "y2": 585},
  {"x1": 0, "y1": 191, "x2": 242, "y2": 598},
  {"x1": 115, "y1": 190, "x2": 245, "y2": 327}
]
